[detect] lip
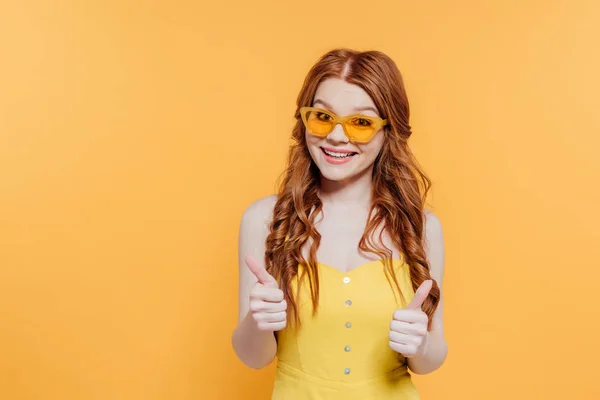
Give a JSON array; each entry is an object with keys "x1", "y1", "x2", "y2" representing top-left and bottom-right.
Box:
[
  {"x1": 320, "y1": 147, "x2": 357, "y2": 165},
  {"x1": 321, "y1": 146, "x2": 356, "y2": 154}
]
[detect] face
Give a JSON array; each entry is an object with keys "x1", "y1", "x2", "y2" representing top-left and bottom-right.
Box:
[{"x1": 304, "y1": 78, "x2": 386, "y2": 184}]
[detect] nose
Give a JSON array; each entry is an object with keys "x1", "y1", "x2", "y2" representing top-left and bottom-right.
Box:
[{"x1": 326, "y1": 122, "x2": 349, "y2": 144}]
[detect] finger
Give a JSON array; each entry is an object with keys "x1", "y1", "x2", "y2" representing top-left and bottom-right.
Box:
[
  {"x1": 388, "y1": 330, "x2": 411, "y2": 345},
  {"x1": 245, "y1": 254, "x2": 277, "y2": 287},
  {"x1": 253, "y1": 311, "x2": 287, "y2": 323},
  {"x1": 388, "y1": 341, "x2": 417, "y2": 358},
  {"x1": 405, "y1": 279, "x2": 433, "y2": 310},
  {"x1": 392, "y1": 309, "x2": 428, "y2": 324},
  {"x1": 389, "y1": 331, "x2": 422, "y2": 348},
  {"x1": 257, "y1": 320, "x2": 287, "y2": 332},
  {"x1": 251, "y1": 286, "x2": 284, "y2": 303},
  {"x1": 249, "y1": 299, "x2": 287, "y2": 313},
  {"x1": 390, "y1": 320, "x2": 428, "y2": 336}
]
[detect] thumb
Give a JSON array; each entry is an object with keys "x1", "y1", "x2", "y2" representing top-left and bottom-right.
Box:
[
  {"x1": 245, "y1": 254, "x2": 278, "y2": 288},
  {"x1": 406, "y1": 279, "x2": 433, "y2": 310}
]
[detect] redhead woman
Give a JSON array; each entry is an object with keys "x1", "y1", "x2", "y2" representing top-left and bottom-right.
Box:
[{"x1": 232, "y1": 48, "x2": 447, "y2": 399}]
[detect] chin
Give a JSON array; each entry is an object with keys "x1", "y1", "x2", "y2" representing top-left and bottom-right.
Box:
[
  {"x1": 314, "y1": 159, "x2": 362, "y2": 182},
  {"x1": 319, "y1": 169, "x2": 353, "y2": 182}
]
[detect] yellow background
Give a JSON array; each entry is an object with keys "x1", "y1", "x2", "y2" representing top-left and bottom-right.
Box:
[{"x1": 1, "y1": 0, "x2": 599, "y2": 399}]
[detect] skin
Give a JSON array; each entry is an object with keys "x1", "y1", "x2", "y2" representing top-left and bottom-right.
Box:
[
  {"x1": 305, "y1": 77, "x2": 386, "y2": 189},
  {"x1": 232, "y1": 78, "x2": 447, "y2": 374}
]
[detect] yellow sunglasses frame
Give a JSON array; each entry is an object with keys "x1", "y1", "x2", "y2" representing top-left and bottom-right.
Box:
[{"x1": 299, "y1": 106, "x2": 388, "y2": 144}]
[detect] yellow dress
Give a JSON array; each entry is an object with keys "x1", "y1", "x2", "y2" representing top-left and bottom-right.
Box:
[{"x1": 273, "y1": 259, "x2": 420, "y2": 399}]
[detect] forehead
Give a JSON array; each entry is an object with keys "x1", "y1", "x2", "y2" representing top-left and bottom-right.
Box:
[{"x1": 313, "y1": 78, "x2": 377, "y2": 114}]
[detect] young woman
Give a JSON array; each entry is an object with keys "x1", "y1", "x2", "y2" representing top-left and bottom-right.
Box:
[{"x1": 232, "y1": 48, "x2": 447, "y2": 399}]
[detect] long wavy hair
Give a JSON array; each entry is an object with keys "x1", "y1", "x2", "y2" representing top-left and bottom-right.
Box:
[{"x1": 264, "y1": 48, "x2": 440, "y2": 329}]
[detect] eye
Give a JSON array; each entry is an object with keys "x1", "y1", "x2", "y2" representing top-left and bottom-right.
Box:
[
  {"x1": 351, "y1": 117, "x2": 373, "y2": 127},
  {"x1": 315, "y1": 112, "x2": 333, "y2": 122}
]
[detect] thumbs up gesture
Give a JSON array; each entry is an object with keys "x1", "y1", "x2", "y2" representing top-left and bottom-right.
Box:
[
  {"x1": 389, "y1": 280, "x2": 433, "y2": 358},
  {"x1": 245, "y1": 254, "x2": 287, "y2": 332}
]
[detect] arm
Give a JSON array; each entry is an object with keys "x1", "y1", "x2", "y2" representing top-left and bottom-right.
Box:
[
  {"x1": 231, "y1": 195, "x2": 282, "y2": 369},
  {"x1": 406, "y1": 211, "x2": 448, "y2": 375}
]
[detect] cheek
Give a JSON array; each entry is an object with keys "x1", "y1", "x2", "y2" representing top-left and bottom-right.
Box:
[
  {"x1": 359, "y1": 134, "x2": 385, "y2": 160},
  {"x1": 305, "y1": 134, "x2": 322, "y2": 160}
]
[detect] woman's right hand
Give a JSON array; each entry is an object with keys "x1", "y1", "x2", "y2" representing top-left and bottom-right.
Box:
[{"x1": 245, "y1": 254, "x2": 288, "y2": 332}]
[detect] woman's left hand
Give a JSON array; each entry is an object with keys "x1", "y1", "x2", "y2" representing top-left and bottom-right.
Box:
[{"x1": 388, "y1": 279, "x2": 433, "y2": 358}]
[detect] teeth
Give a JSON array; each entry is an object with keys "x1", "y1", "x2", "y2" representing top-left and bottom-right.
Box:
[{"x1": 323, "y1": 149, "x2": 355, "y2": 158}]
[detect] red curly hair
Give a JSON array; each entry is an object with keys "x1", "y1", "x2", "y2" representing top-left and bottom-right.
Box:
[{"x1": 265, "y1": 48, "x2": 440, "y2": 329}]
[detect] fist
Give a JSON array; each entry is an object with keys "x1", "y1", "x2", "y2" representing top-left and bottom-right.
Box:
[
  {"x1": 246, "y1": 254, "x2": 287, "y2": 332},
  {"x1": 389, "y1": 279, "x2": 432, "y2": 358}
]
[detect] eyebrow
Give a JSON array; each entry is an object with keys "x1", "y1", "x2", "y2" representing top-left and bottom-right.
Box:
[{"x1": 313, "y1": 99, "x2": 379, "y2": 115}]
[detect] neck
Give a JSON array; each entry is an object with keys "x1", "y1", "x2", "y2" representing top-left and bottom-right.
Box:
[{"x1": 318, "y1": 166, "x2": 374, "y2": 210}]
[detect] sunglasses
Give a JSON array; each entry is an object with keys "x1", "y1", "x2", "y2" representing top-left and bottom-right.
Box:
[{"x1": 300, "y1": 106, "x2": 388, "y2": 144}]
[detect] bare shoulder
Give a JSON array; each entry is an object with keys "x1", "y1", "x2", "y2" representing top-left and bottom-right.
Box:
[
  {"x1": 424, "y1": 209, "x2": 443, "y2": 236},
  {"x1": 238, "y1": 194, "x2": 279, "y2": 259},
  {"x1": 423, "y1": 209, "x2": 445, "y2": 283},
  {"x1": 241, "y1": 194, "x2": 278, "y2": 228}
]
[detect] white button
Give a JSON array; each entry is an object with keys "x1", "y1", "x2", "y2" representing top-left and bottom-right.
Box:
[
  {"x1": 343, "y1": 277, "x2": 350, "y2": 284},
  {"x1": 345, "y1": 322, "x2": 352, "y2": 328},
  {"x1": 344, "y1": 346, "x2": 351, "y2": 352},
  {"x1": 345, "y1": 299, "x2": 352, "y2": 306},
  {"x1": 344, "y1": 368, "x2": 351, "y2": 374}
]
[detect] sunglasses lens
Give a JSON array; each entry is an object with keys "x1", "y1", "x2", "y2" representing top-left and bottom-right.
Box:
[
  {"x1": 302, "y1": 108, "x2": 383, "y2": 143},
  {"x1": 345, "y1": 117, "x2": 378, "y2": 142},
  {"x1": 304, "y1": 110, "x2": 335, "y2": 136}
]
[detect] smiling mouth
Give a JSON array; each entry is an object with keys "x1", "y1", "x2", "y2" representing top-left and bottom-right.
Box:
[{"x1": 321, "y1": 148, "x2": 358, "y2": 159}]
